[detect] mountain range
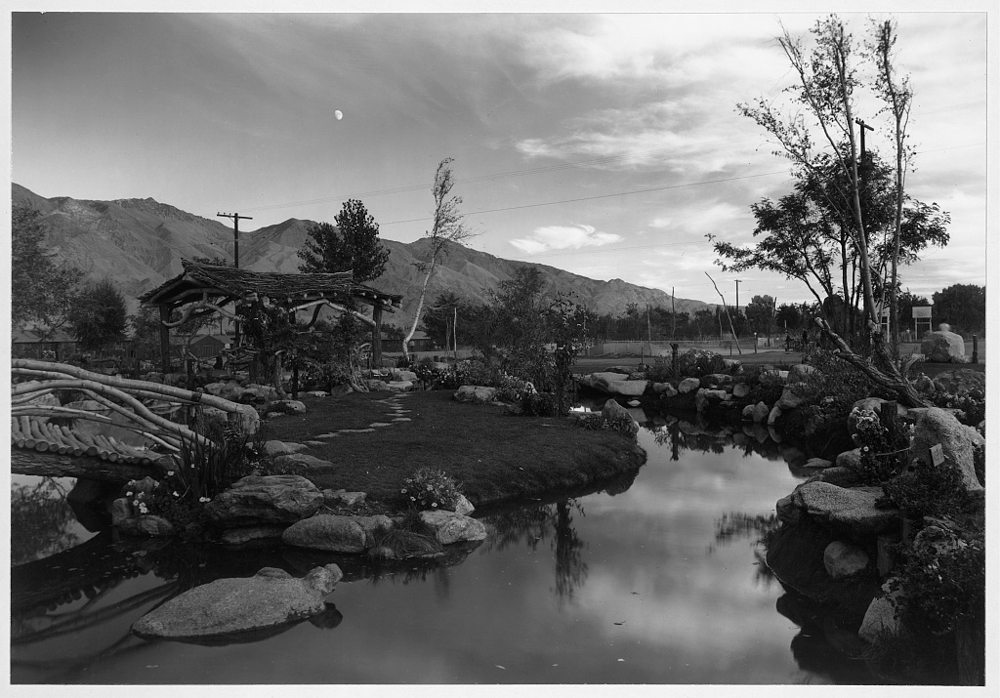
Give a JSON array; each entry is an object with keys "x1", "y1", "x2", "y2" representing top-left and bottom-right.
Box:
[{"x1": 12, "y1": 183, "x2": 710, "y2": 330}]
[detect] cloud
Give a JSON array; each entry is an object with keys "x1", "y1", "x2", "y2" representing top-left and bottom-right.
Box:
[{"x1": 509, "y1": 223, "x2": 622, "y2": 254}]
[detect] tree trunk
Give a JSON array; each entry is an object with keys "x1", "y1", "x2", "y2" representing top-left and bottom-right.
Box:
[
  {"x1": 814, "y1": 318, "x2": 931, "y2": 408},
  {"x1": 403, "y1": 256, "x2": 438, "y2": 362}
]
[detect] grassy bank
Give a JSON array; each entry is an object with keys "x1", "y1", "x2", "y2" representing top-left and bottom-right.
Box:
[{"x1": 268, "y1": 390, "x2": 646, "y2": 511}]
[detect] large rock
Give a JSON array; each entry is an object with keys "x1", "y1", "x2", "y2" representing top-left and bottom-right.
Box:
[
  {"x1": 386, "y1": 381, "x2": 413, "y2": 393},
  {"x1": 677, "y1": 377, "x2": 701, "y2": 394},
  {"x1": 273, "y1": 453, "x2": 335, "y2": 470},
  {"x1": 777, "y1": 482, "x2": 900, "y2": 538},
  {"x1": 652, "y1": 382, "x2": 678, "y2": 397},
  {"x1": 787, "y1": 364, "x2": 818, "y2": 384},
  {"x1": 268, "y1": 399, "x2": 307, "y2": 415},
  {"x1": 205, "y1": 475, "x2": 324, "y2": 527},
  {"x1": 699, "y1": 373, "x2": 733, "y2": 389},
  {"x1": 859, "y1": 580, "x2": 905, "y2": 644},
  {"x1": 392, "y1": 369, "x2": 418, "y2": 382},
  {"x1": 581, "y1": 372, "x2": 649, "y2": 397},
  {"x1": 601, "y1": 399, "x2": 638, "y2": 436},
  {"x1": 131, "y1": 564, "x2": 343, "y2": 641},
  {"x1": 920, "y1": 327, "x2": 967, "y2": 363},
  {"x1": 694, "y1": 388, "x2": 729, "y2": 413},
  {"x1": 419, "y1": 510, "x2": 487, "y2": 545},
  {"x1": 732, "y1": 382, "x2": 751, "y2": 399},
  {"x1": 752, "y1": 401, "x2": 770, "y2": 424},
  {"x1": 906, "y1": 407, "x2": 984, "y2": 494},
  {"x1": 823, "y1": 541, "x2": 870, "y2": 579},
  {"x1": 282, "y1": 515, "x2": 367, "y2": 552},
  {"x1": 264, "y1": 440, "x2": 310, "y2": 457},
  {"x1": 776, "y1": 385, "x2": 808, "y2": 410},
  {"x1": 453, "y1": 385, "x2": 497, "y2": 404}
]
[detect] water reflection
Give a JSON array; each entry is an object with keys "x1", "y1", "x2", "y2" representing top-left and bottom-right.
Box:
[
  {"x1": 11, "y1": 478, "x2": 81, "y2": 565},
  {"x1": 483, "y1": 499, "x2": 589, "y2": 606}
]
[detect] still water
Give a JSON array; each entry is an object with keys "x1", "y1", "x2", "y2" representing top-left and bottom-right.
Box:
[{"x1": 10, "y1": 416, "x2": 877, "y2": 685}]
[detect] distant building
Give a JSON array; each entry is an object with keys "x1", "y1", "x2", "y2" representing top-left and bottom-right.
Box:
[
  {"x1": 187, "y1": 334, "x2": 232, "y2": 359},
  {"x1": 11, "y1": 328, "x2": 78, "y2": 361}
]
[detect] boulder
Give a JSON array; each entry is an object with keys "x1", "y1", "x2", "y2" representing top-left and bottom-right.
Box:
[
  {"x1": 323, "y1": 489, "x2": 367, "y2": 508},
  {"x1": 263, "y1": 440, "x2": 310, "y2": 457},
  {"x1": 365, "y1": 379, "x2": 391, "y2": 392},
  {"x1": 419, "y1": 510, "x2": 487, "y2": 545},
  {"x1": 241, "y1": 383, "x2": 280, "y2": 402},
  {"x1": 741, "y1": 404, "x2": 755, "y2": 421},
  {"x1": 131, "y1": 564, "x2": 343, "y2": 641},
  {"x1": 205, "y1": 475, "x2": 324, "y2": 527},
  {"x1": 386, "y1": 381, "x2": 413, "y2": 393},
  {"x1": 204, "y1": 381, "x2": 246, "y2": 402},
  {"x1": 803, "y1": 458, "x2": 833, "y2": 470},
  {"x1": 732, "y1": 382, "x2": 751, "y2": 399},
  {"x1": 694, "y1": 388, "x2": 729, "y2": 413},
  {"x1": 282, "y1": 515, "x2": 367, "y2": 553},
  {"x1": 268, "y1": 399, "x2": 307, "y2": 415},
  {"x1": 906, "y1": 407, "x2": 984, "y2": 494},
  {"x1": 699, "y1": 373, "x2": 733, "y2": 388},
  {"x1": 453, "y1": 385, "x2": 498, "y2": 404},
  {"x1": 678, "y1": 377, "x2": 701, "y2": 394},
  {"x1": 776, "y1": 385, "x2": 808, "y2": 410},
  {"x1": 807, "y1": 466, "x2": 861, "y2": 488},
  {"x1": 607, "y1": 379, "x2": 649, "y2": 397},
  {"x1": 118, "y1": 514, "x2": 176, "y2": 537},
  {"x1": 767, "y1": 404, "x2": 782, "y2": 426},
  {"x1": 787, "y1": 364, "x2": 818, "y2": 384},
  {"x1": 392, "y1": 370, "x2": 418, "y2": 382},
  {"x1": 304, "y1": 390, "x2": 329, "y2": 398},
  {"x1": 835, "y1": 448, "x2": 863, "y2": 471},
  {"x1": 652, "y1": 382, "x2": 678, "y2": 397},
  {"x1": 450, "y1": 493, "x2": 476, "y2": 516},
  {"x1": 351, "y1": 515, "x2": 395, "y2": 546},
  {"x1": 932, "y1": 368, "x2": 985, "y2": 396},
  {"x1": 823, "y1": 541, "x2": 870, "y2": 579},
  {"x1": 752, "y1": 401, "x2": 770, "y2": 424},
  {"x1": 779, "y1": 482, "x2": 900, "y2": 538},
  {"x1": 601, "y1": 399, "x2": 638, "y2": 436},
  {"x1": 921, "y1": 327, "x2": 967, "y2": 363},
  {"x1": 273, "y1": 453, "x2": 335, "y2": 470},
  {"x1": 605, "y1": 366, "x2": 633, "y2": 375},
  {"x1": 859, "y1": 580, "x2": 905, "y2": 644}
]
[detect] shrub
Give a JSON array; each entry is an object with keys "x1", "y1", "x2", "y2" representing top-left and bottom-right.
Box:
[
  {"x1": 400, "y1": 467, "x2": 464, "y2": 511},
  {"x1": 520, "y1": 391, "x2": 560, "y2": 417},
  {"x1": 880, "y1": 456, "x2": 982, "y2": 521},
  {"x1": 676, "y1": 349, "x2": 726, "y2": 378},
  {"x1": 933, "y1": 389, "x2": 985, "y2": 429},
  {"x1": 888, "y1": 519, "x2": 985, "y2": 638},
  {"x1": 850, "y1": 406, "x2": 909, "y2": 485},
  {"x1": 644, "y1": 355, "x2": 675, "y2": 382}
]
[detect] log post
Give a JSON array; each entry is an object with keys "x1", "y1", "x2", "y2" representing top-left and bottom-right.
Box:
[
  {"x1": 372, "y1": 304, "x2": 384, "y2": 369},
  {"x1": 159, "y1": 306, "x2": 172, "y2": 375}
]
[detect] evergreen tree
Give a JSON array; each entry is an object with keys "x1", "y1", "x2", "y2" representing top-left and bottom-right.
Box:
[
  {"x1": 298, "y1": 199, "x2": 389, "y2": 283},
  {"x1": 67, "y1": 278, "x2": 129, "y2": 353},
  {"x1": 11, "y1": 206, "x2": 82, "y2": 332}
]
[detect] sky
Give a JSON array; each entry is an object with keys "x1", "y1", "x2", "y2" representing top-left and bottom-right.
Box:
[{"x1": 7, "y1": 2, "x2": 996, "y2": 309}]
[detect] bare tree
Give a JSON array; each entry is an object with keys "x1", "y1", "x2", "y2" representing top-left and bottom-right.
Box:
[
  {"x1": 869, "y1": 18, "x2": 913, "y2": 355},
  {"x1": 402, "y1": 158, "x2": 474, "y2": 361}
]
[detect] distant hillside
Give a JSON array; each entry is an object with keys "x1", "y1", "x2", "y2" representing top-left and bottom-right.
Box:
[{"x1": 12, "y1": 184, "x2": 710, "y2": 327}]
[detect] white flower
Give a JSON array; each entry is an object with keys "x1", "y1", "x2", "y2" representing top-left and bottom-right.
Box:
[
  {"x1": 167, "y1": 470, "x2": 175, "y2": 477},
  {"x1": 173, "y1": 491, "x2": 180, "y2": 498}
]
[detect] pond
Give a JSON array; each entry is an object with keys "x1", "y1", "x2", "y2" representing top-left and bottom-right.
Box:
[{"x1": 10, "y1": 412, "x2": 880, "y2": 685}]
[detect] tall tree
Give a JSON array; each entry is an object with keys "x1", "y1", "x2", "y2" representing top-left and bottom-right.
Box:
[
  {"x1": 932, "y1": 285, "x2": 985, "y2": 335},
  {"x1": 298, "y1": 199, "x2": 389, "y2": 283},
  {"x1": 868, "y1": 18, "x2": 914, "y2": 352},
  {"x1": 66, "y1": 278, "x2": 129, "y2": 354},
  {"x1": 745, "y1": 295, "x2": 777, "y2": 338},
  {"x1": 402, "y1": 158, "x2": 474, "y2": 361},
  {"x1": 11, "y1": 206, "x2": 82, "y2": 333}
]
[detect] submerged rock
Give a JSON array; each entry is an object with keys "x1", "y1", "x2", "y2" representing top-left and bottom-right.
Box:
[{"x1": 131, "y1": 564, "x2": 343, "y2": 642}]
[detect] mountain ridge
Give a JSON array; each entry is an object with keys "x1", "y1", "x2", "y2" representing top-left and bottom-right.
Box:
[{"x1": 12, "y1": 183, "x2": 710, "y2": 328}]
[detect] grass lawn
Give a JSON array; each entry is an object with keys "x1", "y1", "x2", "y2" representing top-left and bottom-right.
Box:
[{"x1": 265, "y1": 390, "x2": 646, "y2": 512}]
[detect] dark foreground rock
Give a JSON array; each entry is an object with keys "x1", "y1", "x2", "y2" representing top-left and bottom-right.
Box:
[
  {"x1": 131, "y1": 564, "x2": 343, "y2": 642},
  {"x1": 205, "y1": 475, "x2": 325, "y2": 527}
]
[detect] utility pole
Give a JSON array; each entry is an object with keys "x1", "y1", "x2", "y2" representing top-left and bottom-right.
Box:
[
  {"x1": 671, "y1": 287, "x2": 676, "y2": 339},
  {"x1": 217, "y1": 212, "x2": 253, "y2": 268},
  {"x1": 734, "y1": 279, "x2": 742, "y2": 316}
]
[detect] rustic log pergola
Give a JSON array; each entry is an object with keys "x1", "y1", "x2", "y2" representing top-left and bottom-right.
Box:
[{"x1": 138, "y1": 260, "x2": 403, "y2": 374}]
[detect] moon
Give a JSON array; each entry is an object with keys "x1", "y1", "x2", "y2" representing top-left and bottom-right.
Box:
[{"x1": 334, "y1": 110, "x2": 343, "y2": 121}]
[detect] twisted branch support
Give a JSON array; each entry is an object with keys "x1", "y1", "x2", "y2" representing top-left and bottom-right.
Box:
[{"x1": 813, "y1": 317, "x2": 932, "y2": 409}]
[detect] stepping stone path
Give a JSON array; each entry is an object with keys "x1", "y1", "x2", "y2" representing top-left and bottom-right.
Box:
[{"x1": 303, "y1": 392, "x2": 417, "y2": 445}]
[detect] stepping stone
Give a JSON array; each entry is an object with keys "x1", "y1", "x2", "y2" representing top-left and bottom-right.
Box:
[
  {"x1": 392, "y1": 417, "x2": 412, "y2": 422},
  {"x1": 305, "y1": 440, "x2": 326, "y2": 447},
  {"x1": 369, "y1": 422, "x2": 392, "y2": 428},
  {"x1": 315, "y1": 433, "x2": 340, "y2": 439},
  {"x1": 338, "y1": 428, "x2": 375, "y2": 434}
]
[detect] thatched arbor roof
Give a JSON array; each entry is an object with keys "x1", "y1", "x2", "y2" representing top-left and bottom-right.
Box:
[
  {"x1": 139, "y1": 260, "x2": 402, "y2": 310},
  {"x1": 139, "y1": 260, "x2": 403, "y2": 373}
]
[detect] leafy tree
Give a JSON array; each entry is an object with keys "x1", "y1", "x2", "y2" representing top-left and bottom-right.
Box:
[
  {"x1": 11, "y1": 206, "x2": 82, "y2": 333},
  {"x1": 745, "y1": 295, "x2": 777, "y2": 337},
  {"x1": 422, "y1": 291, "x2": 463, "y2": 351},
  {"x1": 932, "y1": 285, "x2": 985, "y2": 335},
  {"x1": 402, "y1": 158, "x2": 475, "y2": 360},
  {"x1": 299, "y1": 199, "x2": 389, "y2": 283},
  {"x1": 66, "y1": 278, "x2": 129, "y2": 354}
]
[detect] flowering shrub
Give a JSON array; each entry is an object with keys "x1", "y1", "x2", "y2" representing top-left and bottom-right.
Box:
[
  {"x1": 850, "y1": 406, "x2": 908, "y2": 485},
  {"x1": 676, "y1": 349, "x2": 726, "y2": 378},
  {"x1": 400, "y1": 467, "x2": 464, "y2": 511},
  {"x1": 933, "y1": 389, "x2": 985, "y2": 430},
  {"x1": 122, "y1": 476, "x2": 208, "y2": 539}
]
